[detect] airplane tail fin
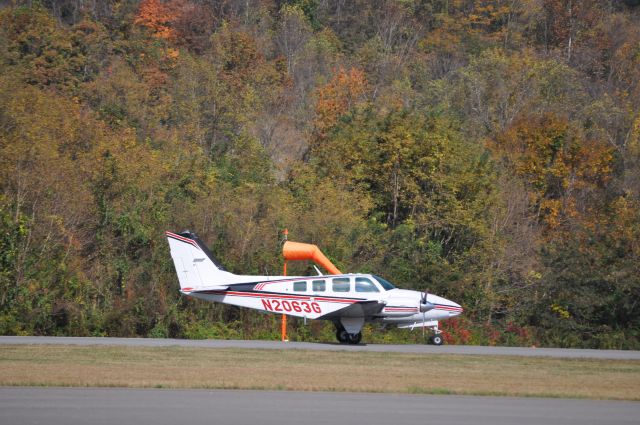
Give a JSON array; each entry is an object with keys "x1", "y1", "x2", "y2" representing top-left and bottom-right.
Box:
[{"x1": 165, "y1": 231, "x2": 235, "y2": 291}]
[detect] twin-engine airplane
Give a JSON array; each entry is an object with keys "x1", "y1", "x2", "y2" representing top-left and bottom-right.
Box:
[{"x1": 166, "y1": 231, "x2": 463, "y2": 345}]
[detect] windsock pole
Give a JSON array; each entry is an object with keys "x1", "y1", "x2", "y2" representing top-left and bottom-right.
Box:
[{"x1": 281, "y1": 229, "x2": 288, "y2": 342}]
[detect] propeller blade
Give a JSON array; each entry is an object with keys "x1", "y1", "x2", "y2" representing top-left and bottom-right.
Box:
[{"x1": 419, "y1": 291, "x2": 435, "y2": 312}]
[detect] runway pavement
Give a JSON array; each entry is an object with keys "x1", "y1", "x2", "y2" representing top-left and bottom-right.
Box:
[
  {"x1": 2, "y1": 336, "x2": 640, "y2": 359},
  {"x1": 1, "y1": 387, "x2": 638, "y2": 425}
]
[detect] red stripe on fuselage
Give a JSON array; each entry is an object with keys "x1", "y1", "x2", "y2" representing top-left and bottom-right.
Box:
[
  {"x1": 384, "y1": 307, "x2": 418, "y2": 310},
  {"x1": 434, "y1": 305, "x2": 463, "y2": 312},
  {"x1": 194, "y1": 290, "x2": 361, "y2": 304}
]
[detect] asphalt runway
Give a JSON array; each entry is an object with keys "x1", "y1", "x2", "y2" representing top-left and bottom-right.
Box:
[
  {"x1": 2, "y1": 336, "x2": 640, "y2": 359},
  {"x1": 1, "y1": 387, "x2": 638, "y2": 425}
]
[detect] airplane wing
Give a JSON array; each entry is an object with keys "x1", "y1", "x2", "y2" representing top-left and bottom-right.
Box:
[{"x1": 318, "y1": 300, "x2": 385, "y2": 320}]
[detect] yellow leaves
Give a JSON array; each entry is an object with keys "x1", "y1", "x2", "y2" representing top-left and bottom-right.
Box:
[
  {"x1": 0, "y1": 6, "x2": 85, "y2": 92},
  {"x1": 527, "y1": 270, "x2": 543, "y2": 281},
  {"x1": 607, "y1": 197, "x2": 640, "y2": 256},
  {"x1": 166, "y1": 47, "x2": 180, "y2": 60},
  {"x1": 551, "y1": 303, "x2": 571, "y2": 319},
  {"x1": 211, "y1": 26, "x2": 262, "y2": 83},
  {"x1": 422, "y1": 0, "x2": 517, "y2": 47},
  {"x1": 491, "y1": 113, "x2": 614, "y2": 231},
  {"x1": 539, "y1": 199, "x2": 561, "y2": 229},
  {"x1": 629, "y1": 114, "x2": 640, "y2": 158},
  {"x1": 0, "y1": 77, "x2": 170, "y2": 254},
  {"x1": 86, "y1": 132, "x2": 163, "y2": 205}
]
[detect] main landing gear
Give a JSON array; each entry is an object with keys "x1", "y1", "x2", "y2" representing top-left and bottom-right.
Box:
[{"x1": 335, "y1": 324, "x2": 362, "y2": 345}]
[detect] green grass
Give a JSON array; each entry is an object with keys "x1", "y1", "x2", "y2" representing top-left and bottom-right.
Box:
[{"x1": 1, "y1": 344, "x2": 639, "y2": 400}]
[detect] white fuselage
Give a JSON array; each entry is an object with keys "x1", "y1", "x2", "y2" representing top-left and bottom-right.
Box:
[{"x1": 184, "y1": 273, "x2": 462, "y2": 327}]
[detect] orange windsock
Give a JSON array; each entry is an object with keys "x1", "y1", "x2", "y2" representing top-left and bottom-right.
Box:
[{"x1": 282, "y1": 241, "x2": 342, "y2": 275}]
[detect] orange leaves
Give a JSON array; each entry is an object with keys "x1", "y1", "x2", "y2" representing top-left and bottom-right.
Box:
[
  {"x1": 135, "y1": 0, "x2": 218, "y2": 54},
  {"x1": 314, "y1": 67, "x2": 368, "y2": 137},
  {"x1": 134, "y1": 0, "x2": 184, "y2": 42},
  {"x1": 491, "y1": 113, "x2": 613, "y2": 229}
]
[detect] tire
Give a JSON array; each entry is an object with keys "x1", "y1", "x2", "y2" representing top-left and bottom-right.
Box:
[
  {"x1": 430, "y1": 334, "x2": 444, "y2": 346},
  {"x1": 336, "y1": 329, "x2": 350, "y2": 344},
  {"x1": 348, "y1": 332, "x2": 362, "y2": 345}
]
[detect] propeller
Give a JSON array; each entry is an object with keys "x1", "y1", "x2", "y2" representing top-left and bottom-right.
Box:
[
  {"x1": 419, "y1": 291, "x2": 434, "y2": 342},
  {"x1": 419, "y1": 291, "x2": 435, "y2": 313}
]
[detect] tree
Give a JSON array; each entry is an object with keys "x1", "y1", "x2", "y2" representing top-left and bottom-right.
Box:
[
  {"x1": 134, "y1": 0, "x2": 181, "y2": 41},
  {"x1": 491, "y1": 113, "x2": 613, "y2": 231},
  {"x1": 0, "y1": 6, "x2": 86, "y2": 92},
  {"x1": 445, "y1": 48, "x2": 583, "y2": 138},
  {"x1": 308, "y1": 104, "x2": 500, "y2": 313},
  {"x1": 275, "y1": 4, "x2": 312, "y2": 76},
  {"x1": 312, "y1": 66, "x2": 368, "y2": 140}
]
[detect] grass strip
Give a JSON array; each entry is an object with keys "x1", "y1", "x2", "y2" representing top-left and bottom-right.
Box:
[{"x1": 1, "y1": 344, "x2": 639, "y2": 400}]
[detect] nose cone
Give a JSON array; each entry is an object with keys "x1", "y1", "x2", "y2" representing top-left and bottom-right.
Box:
[
  {"x1": 425, "y1": 293, "x2": 463, "y2": 317},
  {"x1": 420, "y1": 294, "x2": 463, "y2": 319},
  {"x1": 446, "y1": 300, "x2": 463, "y2": 317},
  {"x1": 436, "y1": 296, "x2": 463, "y2": 317}
]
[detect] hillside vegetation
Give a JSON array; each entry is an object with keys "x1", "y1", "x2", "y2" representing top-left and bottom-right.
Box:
[{"x1": 1, "y1": 0, "x2": 639, "y2": 348}]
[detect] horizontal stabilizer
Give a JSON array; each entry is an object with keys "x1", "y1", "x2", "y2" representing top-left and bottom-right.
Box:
[{"x1": 183, "y1": 285, "x2": 229, "y2": 293}]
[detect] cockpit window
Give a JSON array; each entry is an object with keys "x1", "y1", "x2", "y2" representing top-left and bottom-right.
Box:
[
  {"x1": 374, "y1": 275, "x2": 396, "y2": 291},
  {"x1": 355, "y1": 277, "x2": 379, "y2": 292}
]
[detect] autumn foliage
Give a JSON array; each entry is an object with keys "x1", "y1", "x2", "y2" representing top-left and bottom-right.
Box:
[
  {"x1": 135, "y1": 0, "x2": 182, "y2": 40},
  {"x1": 1, "y1": 1, "x2": 639, "y2": 348},
  {"x1": 314, "y1": 67, "x2": 368, "y2": 137},
  {"x1": 491, "y1": 113, "x2": 613, "y2": 229}
]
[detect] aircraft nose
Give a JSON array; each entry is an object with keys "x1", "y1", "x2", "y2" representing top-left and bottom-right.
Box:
[
  {"x1": 450, "y1": 302, "x2": 463, "y2": 316},
  {"x1": 445, "y1": 300, "x2": 463, "y2": 317}
]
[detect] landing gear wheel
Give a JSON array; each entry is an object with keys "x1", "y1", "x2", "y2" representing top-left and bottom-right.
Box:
[
  {"x1": 335, "y1": 329, "x2": 362, "y2": 345},
  {"x1": 348, "y1": 332, "x2": 362, "y2": 345},
  {"x1": 336, "y1": 329, "x2": 350, "y2": 344},
  {"x1": 430, "y1": 334, "x2": 444, "y2": 346}
]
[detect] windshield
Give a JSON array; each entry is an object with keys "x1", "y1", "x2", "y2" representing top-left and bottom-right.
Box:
[{"x1": 374, "y1": 275, "x2": 396, "y2": 291}]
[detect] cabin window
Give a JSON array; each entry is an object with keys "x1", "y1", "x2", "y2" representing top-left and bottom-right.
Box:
[
  {"x1": 293, "y1": 281, "x2": 307, "y2": 292},
  {"x1": 312, "y1": 280, "x2": 326, "y2": 292},
  {"x1": 332, "y1": 277, "x2": 350, "y2": 292},
  {"x1": 355, "y1": 277, "x2": 379, "y2": 293}
]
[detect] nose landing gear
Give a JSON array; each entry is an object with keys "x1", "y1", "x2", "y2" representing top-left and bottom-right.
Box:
[
  {"x1": 424, "y1": 322, "x2": 444, "y2": 345},
  {"x1": 429, "y1": 334, "x2": 443, "y2": 345}
]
